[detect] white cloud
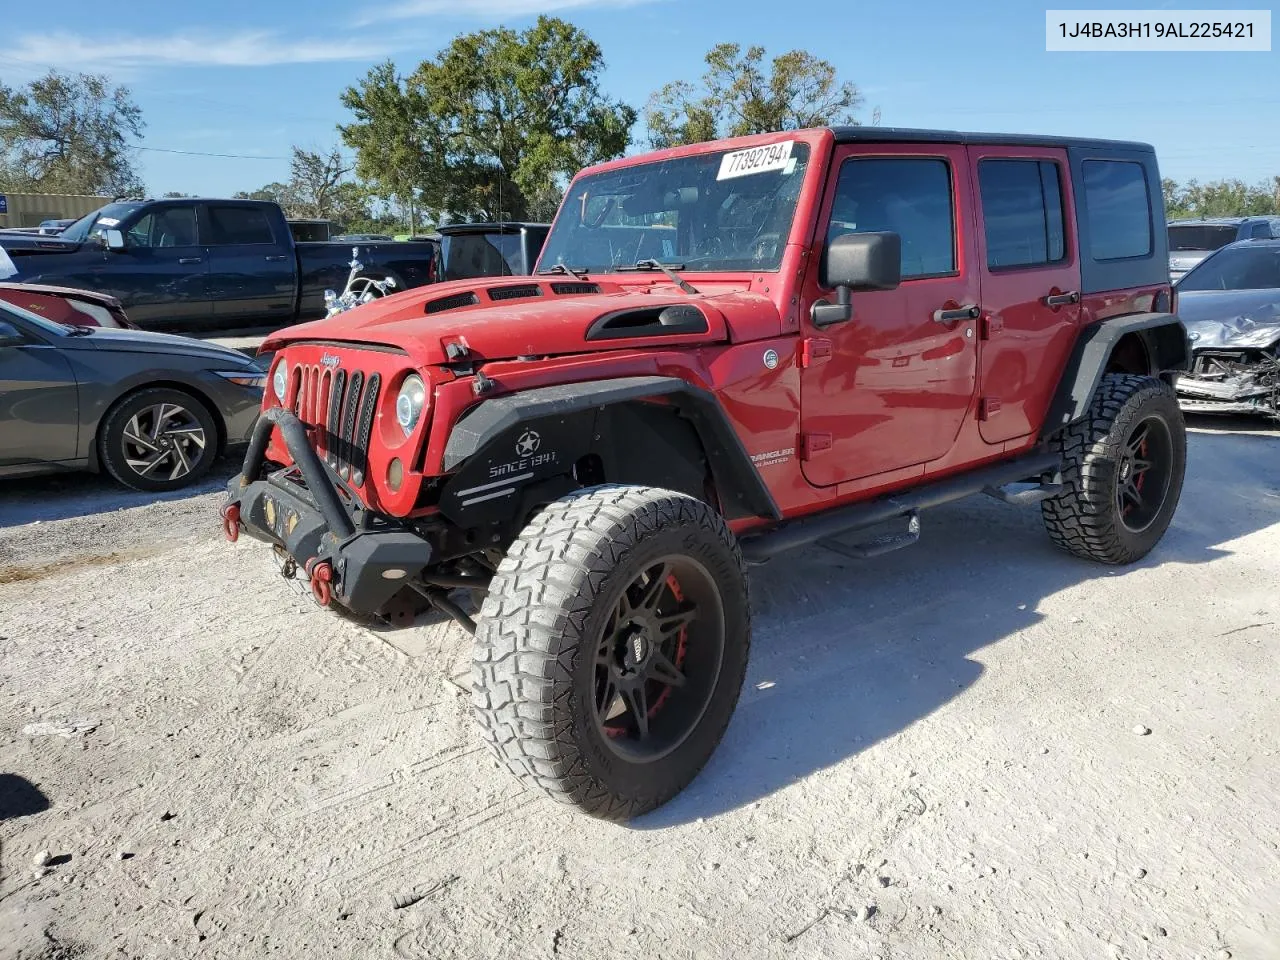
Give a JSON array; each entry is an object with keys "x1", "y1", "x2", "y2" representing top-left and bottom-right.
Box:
[
  {"x1": 9, "y1": 30, "x2": 403, "y2": 73},
  {"x1": 370, "y1": 0, "x2": 658, "y2": 24}
]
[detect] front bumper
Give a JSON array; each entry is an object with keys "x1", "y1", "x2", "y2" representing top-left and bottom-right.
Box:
[
  {"x1": 223, "y1": 408, "x2": 433, "y2": 614},
  {"x1": 1176, "y1": 370, "x2": 1279, "y2": 417}
]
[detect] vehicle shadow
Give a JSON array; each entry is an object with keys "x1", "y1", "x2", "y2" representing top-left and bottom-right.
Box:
[
  {"x1": 0, "y1": 773, "x2": 50, "y2": 821},
  {"x1": 637, "y1": 428, "x2": 1280, "y2": 827},
  {"x1": 0, "y1": 458, "x2": 240, "y2": 529}
]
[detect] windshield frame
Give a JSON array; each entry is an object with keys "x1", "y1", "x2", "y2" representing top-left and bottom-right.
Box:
[{"x1": 537, "y1": 137, "x2": 817, "y2": 276}]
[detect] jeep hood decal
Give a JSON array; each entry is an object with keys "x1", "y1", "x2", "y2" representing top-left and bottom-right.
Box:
[{"x1": 264, "y1": 277, "x2": 782, "y2": 363}]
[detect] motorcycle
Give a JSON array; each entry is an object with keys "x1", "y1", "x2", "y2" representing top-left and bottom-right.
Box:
[{"x1": 323, "y1": 247, "x2": 397, "y2": 318}]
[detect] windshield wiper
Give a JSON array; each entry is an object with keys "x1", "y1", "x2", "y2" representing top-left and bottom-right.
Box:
[
  {"x1": 616, "y1": 259, "x2": 699, "y2": 295},
  {"x1": 538, "y1": 263, "x2": 589, "y2": 279}
]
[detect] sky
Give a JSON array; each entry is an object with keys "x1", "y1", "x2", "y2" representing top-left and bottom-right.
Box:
[{"x1": 2, "y1": 0, "x2": 1276, "y2": 198}]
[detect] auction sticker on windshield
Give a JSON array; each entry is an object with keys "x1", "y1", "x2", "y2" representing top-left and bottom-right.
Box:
[{"x1": 717, "y1": 141, "x2": 794, "y2": 181}]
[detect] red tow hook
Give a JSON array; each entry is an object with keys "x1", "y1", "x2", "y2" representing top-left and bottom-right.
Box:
[
  {"x1": 221, "y1": 504, "x2": 241, "y2": 543},
  {"x1": 305, "y1": 559, "x2": 334, "y2": 607}
]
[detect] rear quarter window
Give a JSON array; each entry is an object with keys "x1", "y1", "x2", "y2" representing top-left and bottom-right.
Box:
[{"x1": 1082, "y1": 160, "x2": 1152, "y2": 261}]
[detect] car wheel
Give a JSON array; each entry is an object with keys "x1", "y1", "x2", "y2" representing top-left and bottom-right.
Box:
[
  {"x1": 472, "y1": 485, "x2": 750, "y2": 821},
  {"x1": 99, "y1": 387, "x2": 219, "y2": 492},
  {"x1": 1042, "y1": 373, "x2": 1187, "y2": 564}
]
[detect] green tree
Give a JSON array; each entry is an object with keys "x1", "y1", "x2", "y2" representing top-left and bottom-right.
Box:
[
  {"x1": 645, "y1": 44, "x2": 863, "y2": 149},
  {"x1": 236, "y1": 147, "x2": 374, "y2": 230},
  {"x1": 340, "y1": 16, "x2": 634, "y2": 222},
  {"x1": 0, "y1": 71, "x2": 145, "y2": 196},
  {"x1": 1164, "y1": 177, "x2": 1280, "y2": 219}
]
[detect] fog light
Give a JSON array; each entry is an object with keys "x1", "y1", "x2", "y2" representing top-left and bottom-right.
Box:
[
  {"x1": 387, "y1": 458, "x2": 404, "y2": 491},
  {"x1": 381, "y1": 568, "x2": 407, "y2": 580}
]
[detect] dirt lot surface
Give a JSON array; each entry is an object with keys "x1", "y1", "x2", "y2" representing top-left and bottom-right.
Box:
[{"x1": 2, "y1": 420, "x2": 1278, "y2": 960}]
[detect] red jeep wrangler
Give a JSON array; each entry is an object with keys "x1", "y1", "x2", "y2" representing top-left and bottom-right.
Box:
[{"x1": 224, "y1": 127, "x2": 1189, "y2": 820}]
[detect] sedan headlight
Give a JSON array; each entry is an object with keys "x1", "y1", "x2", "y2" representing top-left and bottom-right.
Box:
[
  {"x1": 214, "y1": 369, "x2": 267, "y2": 389},
  {"x1": 272, "y1": 361, "x2": 288, "y2": 403},
  {"x1": 396, "y1": 374, "x2": 426, "y2": 435}
]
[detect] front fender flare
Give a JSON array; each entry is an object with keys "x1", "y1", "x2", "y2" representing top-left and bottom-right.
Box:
[{"x1": 439, "y1": 375, "x2": 781, "y2": 524}]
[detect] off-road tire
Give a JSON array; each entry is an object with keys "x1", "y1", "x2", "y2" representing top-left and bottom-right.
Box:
[
  {"x1": 99, "y1": 387, "x2": 220, "y2": 493},
  {"x1": 1042, "y1": 373, "x2": 1186, "y2": 564},
  {"x1": 472, "y1": 485, "x2": 750, "y2": 821}
]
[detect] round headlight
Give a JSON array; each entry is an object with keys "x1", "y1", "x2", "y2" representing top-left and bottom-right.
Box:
[
  {"x1": 272, "y1": 361, "x2": 288, "y2": 403},
  {"x1": 395, "y1": 374, "x2": 426, "y2": 436}
]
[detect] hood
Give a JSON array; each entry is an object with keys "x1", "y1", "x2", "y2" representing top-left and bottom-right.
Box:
[
  {"x1": 1178, "y1": 289, "x2": 1280, "y2": 350},
  {"x1": 264, "y1": 276, "x2": 781, "y2": 364},
  {"x1": 64, "y1": 326, "x2": 258, "y2": 365},
  {"x1": 0, "y1": 233, "x2": 81, "y2": 255}
]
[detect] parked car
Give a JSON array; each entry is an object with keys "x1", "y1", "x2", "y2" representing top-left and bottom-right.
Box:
[
  {"x1": 1172, "y1": 238, "x2": 1280, "y2": 419},
  {"x1": 436, "y1": 221, "x2": 549, "y2": 280},
  {"x1": 1168, "y1": 216, "x2": 1280, "y2": 280},
  {"x1": 0, "y1": 282, "x2": 136, "y2": 329},
  {"x1": 37, "y1": 218, "x2": 76, "y2": 236},
  {"x1": 333, "y1": 233, "x2": 396, "y2": 243},
  {"x1": 0, "y1": 300, "x2": 263, "y2": 490},
  {"x1": 0, "y1": 198, "x2": 440, "y2": 333},
  {"x1": 222, "y1": 126, "x2": 1189, "y2": 819}
]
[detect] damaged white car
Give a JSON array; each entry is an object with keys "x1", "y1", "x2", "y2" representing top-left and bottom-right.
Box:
[{"x1": 1174, "y1": 239, "x2": 1280, "y2": 420}]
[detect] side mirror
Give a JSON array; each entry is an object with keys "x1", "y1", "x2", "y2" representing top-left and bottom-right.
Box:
[
  {"x1": 0, "y1": 320, "x2": 26, "y2": 347},
  {"x1": 103, "y1": 229, "x2": 126, "y2": 252},
  {"x1": 812, "y1": 232, "x2": 902, "y2": 327}
]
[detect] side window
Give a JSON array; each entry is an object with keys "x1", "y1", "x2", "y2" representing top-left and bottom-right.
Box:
[
  {"x1": 1082, "y1": 160, "x2": 1152, "y2": 260},
  {"x1": 828, "y1": 158, "x2": 955, "y2": 278},
  {"x1": 206, "y1": 206, "x2": 275, "y2": 245},
  {"x1": 125, "y1": 207, "x2": 198, "y2": 248},
  {"x1": 1248, "y1": 222, "x2": 1270, "y2": 239},
  {"x1": 977, "y1": 159, "x2": 1066, "y2": 268}
]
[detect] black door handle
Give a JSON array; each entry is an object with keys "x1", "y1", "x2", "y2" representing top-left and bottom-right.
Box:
[
  {"x1": 178, "y1": 257, "x2": 202, "y2": 264},
  {"x1": 932, "y1": 304, "x2": 980, "y2": 324},
  {"x1": 1043, "y1": 291, "x2": 1080, "y2": 307},
  {"x1": 264, "y1": 255, "x2": 288, "y2": 262}
]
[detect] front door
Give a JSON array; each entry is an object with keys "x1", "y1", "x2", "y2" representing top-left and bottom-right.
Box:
[
  {"x1": 968, "y1": 147, "x2": 1082, "y2": 444},
  {"x1": 799, "y1": 145, "x2": 980, "y2": 487},
  {"x1": 0, "y1": 310, "x2": 78, "y2": 467},
  {"x1": 96, "y1": 203, "x2": 212, "y2": 330}
]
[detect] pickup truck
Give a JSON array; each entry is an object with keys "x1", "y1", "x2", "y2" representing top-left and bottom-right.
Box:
[{"x1": 0, "y1": 198, "x2": 440, "y2": 332}]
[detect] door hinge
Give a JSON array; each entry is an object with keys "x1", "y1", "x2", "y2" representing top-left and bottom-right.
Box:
[
  {"x1": 981, "y1": 315, "x2": 1004, "y2": 339},
  {"x1": 800, "y1": 432, "x2": 833, "y2": 459},
  {"x1": 979, "y1": 397, "x2": 1003, "y2": 420},
  {"x1": 800, "y1": 337, "x2": 833, "y2": 368}
]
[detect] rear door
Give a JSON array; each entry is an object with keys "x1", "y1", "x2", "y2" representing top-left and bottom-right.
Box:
[
  {"x1": 798, "y1": 144, "x2": 980, "y2": 486},
  {"x1": 201, "y1": 204, "x2": 297, "y2": 327},
  {"x1": 0, "y1": 309, "x2": 78, "y2": 466},
  {"x1": 968, "y1": 147, "x2": 1081, "y2": 444}
]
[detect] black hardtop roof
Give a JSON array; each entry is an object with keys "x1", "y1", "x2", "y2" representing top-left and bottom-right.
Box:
[{"x1": 829, "y1": 125, "x2": 1154, "y2": 153}]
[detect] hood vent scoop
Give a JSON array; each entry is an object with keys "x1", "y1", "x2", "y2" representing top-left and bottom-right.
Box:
[
  {"x1": 550, "y1": 281, "x2": 601, "y2": 295},
  {"x1": 586, "y1": 303, "x2": 709, "y2": 341},
  {"x1": 488, "y1": 283, "x2": 543, "y2": 302},
  {"x1": 425, "y1": 291, "x2": 479, "y2": 315}
]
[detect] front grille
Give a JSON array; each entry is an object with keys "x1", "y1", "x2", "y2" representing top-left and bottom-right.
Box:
[{"x1": 292, "y1": 364, "x2": 381, "y2": 486}]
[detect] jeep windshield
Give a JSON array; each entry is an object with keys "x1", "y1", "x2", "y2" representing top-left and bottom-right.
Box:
[{"x1": 538, "y1": 141, "x2": 811, "y2": 274}]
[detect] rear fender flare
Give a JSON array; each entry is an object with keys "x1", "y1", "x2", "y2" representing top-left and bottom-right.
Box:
[
  {"x1": 1041, "y1": 313, "x2": 1189, "y2": 438},
  {"x1": 437, "y1": 376, "x2": 781, "y2": 531}
]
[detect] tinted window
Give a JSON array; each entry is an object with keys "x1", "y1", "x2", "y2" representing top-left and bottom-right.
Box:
[
  {"x1": 978, "y1": 159, "x2": 1066, "y2": 268},
  {"x1": 441, "y1": 233, "x2": 525, "y2": 280},
  {"x1": 206, "y1": 206, "x2": 275, "y2": 245},
  {"x1": 126, "y1": 207, "x2": 198, "y2": 248},
  {"x1": 1082, "y1": 160, "x2": 1152, "y2": 260},
  {"x1": 1249, "y1": 222, "x2": 1271, "y2": 239},
  {"x1": 829, "y1": 158, "x2": 955, "y2": 278},
  {"x1": 1168, "y1": 224, "x2": 1240, "y2": 251},
  {"x1": 1177, "y1": 245, "x2": 1280, "y2": 291}
]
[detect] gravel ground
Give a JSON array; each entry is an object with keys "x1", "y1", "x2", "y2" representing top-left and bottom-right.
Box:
[{"x1": 1, "y1": 420, "x2": 1278, "y2": 960}]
